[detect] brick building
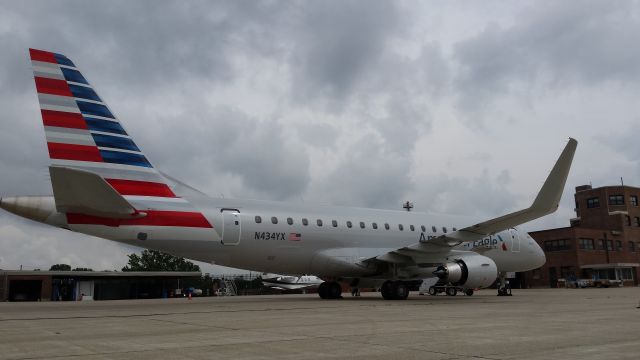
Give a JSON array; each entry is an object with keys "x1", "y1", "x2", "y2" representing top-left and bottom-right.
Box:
[{"x1": 525, "y1": 184, "x2": 640, "y2": 287}]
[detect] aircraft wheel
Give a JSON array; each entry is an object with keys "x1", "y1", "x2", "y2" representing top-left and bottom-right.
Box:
[
  {"x1": 445, "y1": 287, "x2": 457, "y2": 296},
  {"x1": 328, "y1": 281, "x2": 342, "y2": 299},
  {"x1": 381, "y1": 280, "x2": 394, "y2": 300},
  {"x1": 465, "y1": 289, "x2": 474, "y2": 296},
  {"x1": 428, "y1": 286, "x2": 437, "y2": 296},
  {"x1": 318, "y1": 282, "x2": 329, "y2": 299},
  {"x1": 394, "y1": 281, "x2": 409, "y2": 300}
]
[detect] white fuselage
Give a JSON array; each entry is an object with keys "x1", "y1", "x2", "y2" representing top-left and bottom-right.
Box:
[{"x1": 57, "y1": 186, "x2": 545, "y2": 280}]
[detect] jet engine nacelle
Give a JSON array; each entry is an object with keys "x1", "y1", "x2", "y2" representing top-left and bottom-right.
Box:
[{"x1": 434, "y1": 253, "x2": 498, "y2": 289}]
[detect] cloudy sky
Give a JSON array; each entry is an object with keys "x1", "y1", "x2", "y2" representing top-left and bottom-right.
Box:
[{"x1": 1, "y1": 0, "x2": 639, "y2": 273}]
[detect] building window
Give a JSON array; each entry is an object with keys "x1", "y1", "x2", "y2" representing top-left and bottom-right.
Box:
[
  {"x1": 384, "y1": 223, "x2": 390, "y2": 230},
  {"x1": 271, "y1": 217, "x2": 278, "y2": 224},
  {"x1": 626, "y1": 216, "x2": 632, "y2": 226},
  {"x1": 302, "y1": 218, "x2": 308, "y2": 226},
  {"x1": 620, "y1": 268, "x2": 634, "y2": 280},
  {"x1": 346, "y1": 221, "x2": 352, "y2": 228},
  {"x1": 629, "y1": 241, "x2": 635, "y2": 252},
  {"x1": 609, "y1": 195, "x2": 624, "y2": 205},
  {"x1": 631, "y1": 195, "x2": 638, "y2": 206},
  {"x1": 332, "y1": 220, "x2": 338, "y2": 228},
  {"x1": 544, "y1": 239, "x2": 572, "y2": 251},
  {"x1": 410, "y1": 225, "x2": 415, "y2": 231},
  {"x1": 587, "y1": 197, "x2": 600, "y2": 208},
  {"x1": 372, "y1": 222, "x2": 378, "y2": 229},
  {"x1": 597, "y1": 239, "x2": 605, "y2": 250},
  {"x1": 635, "y1": 217, "x2": 640, "y2": 227},
  {"x1": 398, "y1": 224, "x2": 404, "y2": 231},
  {"x1": 255, "y1": 216, "x2": 262, "y2": 223},
  {"x1": 607, "y1": 240, "x2": 613, "y2": 251},
  {"x1": 287, "y1": 217, "x2": 294, "y2": 225},
  {"x1": 316, "y1": 219, "x2": 323, "y2": 226},
  {"x1": 360, "y1": 222, "x2": 365, "y2": 229},
  {"x1": 616, "y1": 240, "x2": 622, "y2": 251},
  {"x1": 579, "y1": 238, "x2": 594, "y2": 250}
]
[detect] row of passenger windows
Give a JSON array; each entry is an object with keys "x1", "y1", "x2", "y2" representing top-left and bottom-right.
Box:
[{"x1": 254, "y1": 216, "x2": 456, "y2": 233}]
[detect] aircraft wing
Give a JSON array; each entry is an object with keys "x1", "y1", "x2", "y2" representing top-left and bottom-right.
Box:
[{"x1": 372, "y1": 138, "x2": 577, "y2": 263}]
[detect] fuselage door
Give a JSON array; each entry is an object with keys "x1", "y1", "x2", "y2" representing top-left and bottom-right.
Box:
[
  {"x1": 509, "y1": 228, "x2": 521, "y2": 252},
  {"x1": 221, "y1": 209, "x2": 241, "y2": 246}
]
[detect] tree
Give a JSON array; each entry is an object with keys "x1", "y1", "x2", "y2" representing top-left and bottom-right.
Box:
[
  {"x1": 49, "y1": 264, "x2": 71, "y2": 271},
  {"x1": 72, "y1": 267, "x2": 93, "y2": 271},
  {"x1": 121, "y1": 250, "x2": 200, "y2": 272}
]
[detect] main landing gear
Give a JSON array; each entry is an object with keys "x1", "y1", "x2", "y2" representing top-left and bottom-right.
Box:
[
  {"x1": 380, "y1": 280, "x2": 409, "y2": 300},
  {"x1": 318, "y1": 281, "x2": 342, "y2": 299},
  {"x1": 497, "y1": 272, "x2": 512, "y2": 296}
]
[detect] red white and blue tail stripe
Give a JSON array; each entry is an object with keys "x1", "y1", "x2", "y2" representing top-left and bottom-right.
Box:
[{"x1": 30, "y1": 48, "x2": 212, "y2": 228}]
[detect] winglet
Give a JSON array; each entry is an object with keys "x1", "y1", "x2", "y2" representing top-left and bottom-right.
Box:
[
  {"x1": 530, "y1": 137, "x2": 578, "y2": 213},
  {"x1": 459, "y1": 137, "x2": 578, "y2": 237}
]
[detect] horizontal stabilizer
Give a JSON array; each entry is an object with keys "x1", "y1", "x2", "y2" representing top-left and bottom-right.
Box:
[{"x1": 49, "y1": 166, "x2": 143, "y2": 219}]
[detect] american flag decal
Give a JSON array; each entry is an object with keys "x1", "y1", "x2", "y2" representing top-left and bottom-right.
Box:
[{"x1": 289, "y1": 233, "x2": 301, "y2": 241}]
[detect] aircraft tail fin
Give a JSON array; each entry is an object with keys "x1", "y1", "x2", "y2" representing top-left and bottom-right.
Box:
[{"x1": 30, "y1": 49, "x2": 212, "y2": 228}]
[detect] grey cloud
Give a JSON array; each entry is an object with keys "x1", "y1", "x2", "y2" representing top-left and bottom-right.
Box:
[
  {"x1": 414, "y1": 169, "x2": 519, "y2": 217},
  {"x1": 311, "y1": 137, "x2": 413, "y2": 209},
  {"x1": 135, "y1": 105, "x2": 310, "y2": 201},
  {"x1": 289, "y1": 1, "x2": 404, "y2": 109},
  {"x1": 294, "y1": 123, "x2": 339, "y2": 148},
  {"x1": 453, "y1": 1, "x2": 640, "y2": 116}
]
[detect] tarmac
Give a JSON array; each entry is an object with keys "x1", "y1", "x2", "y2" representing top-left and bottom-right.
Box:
[{"x1": 0, "y1": 287, "x2": 639, "y2": 360}]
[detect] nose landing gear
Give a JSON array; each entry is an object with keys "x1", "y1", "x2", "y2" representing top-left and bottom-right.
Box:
[{"x1": 497, "y1": 272, "x2": 512, "y2": 296}]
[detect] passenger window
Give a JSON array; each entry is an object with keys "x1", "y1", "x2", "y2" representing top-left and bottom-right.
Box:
[
  {"x1": 287, "y1": 217, "x2": 293, "y2": 225},
  {"x1": 398, "y1": 224, "x2": 404, "y2": 231},
  {"x1": 347, "y1": 221, "x2": 352, "y2": 228},
  {"x1": 384, "y1": 223, "x2": 390, "y2": 230},
  {"x1": 452, "y1": 227, "x2": 457, "y2": 231},
  {"x1": 360, "y1": 221, "x2": 365, "y2": 229},
  {"x1": 372, "y1": 223, "x2": 378, "y2": 229},
  {"x1": 432, "y1": 226, "x2": 437, "y2": 233},
  {"x1": 317, "y1": 219, "x2": 323, "y2": 226},
  {"x1": 421, "y1": 225, "x2": 426, "y2": 232},
  {"x1": 442, "y1": 226, "x2": 447, "y2": 233},
  {"x1": 302, "y1": 218, "x2": 308, "y2": 226},
  {"x1": 410, "y1": 225, "x2": 415, "y2": 231},
  {"x1": 332, "y1": 220, "x2": 338, "y2": 227},
  {"x1": 271, "y1": 217, "x2": 278, "y2": 224},
  {"x1": 255, "y1": 216, "x2": 262, "y2": 224}
]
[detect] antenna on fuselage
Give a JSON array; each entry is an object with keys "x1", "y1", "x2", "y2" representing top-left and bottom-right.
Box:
[{"x1": 403, "y1": 201, "x2": 414, "y2": 212}]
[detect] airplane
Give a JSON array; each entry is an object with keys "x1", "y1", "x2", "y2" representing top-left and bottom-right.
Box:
[
  {"x1": 261, "y1": 273, "x2": 323, "y2": 291},
  {"x1": 0, "y1": 49, "x2": 577, "y2": 300}
]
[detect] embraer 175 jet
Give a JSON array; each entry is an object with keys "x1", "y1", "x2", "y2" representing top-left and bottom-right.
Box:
[{"x1": 0, "y1": 49, "x2": 577, "y2": 300}]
